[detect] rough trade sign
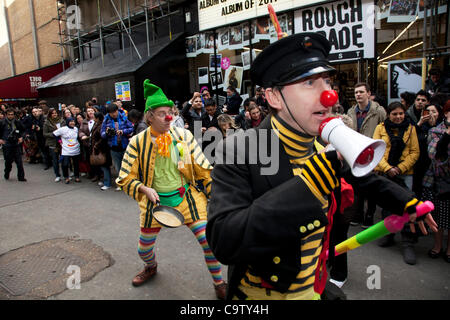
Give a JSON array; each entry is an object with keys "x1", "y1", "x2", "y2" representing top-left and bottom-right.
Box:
[
  {"x1": 294, "y1": 0, "x2": 375, "y2": 62},
  {"x1": 198, "y1": 0, "x2": 329, "y2": 31}
]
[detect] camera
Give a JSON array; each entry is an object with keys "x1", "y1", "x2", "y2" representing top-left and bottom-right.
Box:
[
  {"x1": 106, "y1": 127, "x2": 116, "y2": 136},
  {"x1": 7, "y1": 129, "x2": 21, "y2": 143}
]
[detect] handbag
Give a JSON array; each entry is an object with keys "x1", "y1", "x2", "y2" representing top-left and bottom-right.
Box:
[{"x1": 90, "y1": 152, "x2": 106, "y2": 166}]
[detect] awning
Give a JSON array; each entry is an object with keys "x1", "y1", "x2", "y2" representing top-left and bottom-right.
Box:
[
  {"x1": 0, "y1": 62, "x2": 69, "y2": 100},
  {"x1": 38, "y1": 32, "x2": 184, "y2": 90}
]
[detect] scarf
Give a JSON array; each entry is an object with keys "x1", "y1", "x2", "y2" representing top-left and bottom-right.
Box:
[
  {"x1": 151, "y1": 127, "x2": 172, "y2": 158},
  {"x1": 384, "y1": 119, "x2": 409, "y2": 166},
  {"x1": 6, "y1": 118, "x2": 16, "y2": 131},
  {"x1": 251, "y1": 117, "x2": 262, "y2": 128}
]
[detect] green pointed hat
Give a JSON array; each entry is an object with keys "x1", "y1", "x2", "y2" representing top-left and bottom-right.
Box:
[{"x1": 143, "y1": 79, "x2": 174, "y2": 112}]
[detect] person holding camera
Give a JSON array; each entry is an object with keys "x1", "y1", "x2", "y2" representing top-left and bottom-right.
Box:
[
  {"x1": 423, "y1": 100, "x2": 450, "y2": 263},
  {"x1": 101, "y1": 103, "x2": 134, "y2": 190},
  {"x1": 0, "y1": 108, "x2": 26, "y2": 181}
]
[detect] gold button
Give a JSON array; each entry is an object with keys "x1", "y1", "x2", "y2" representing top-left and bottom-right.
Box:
[
  {"x1": 273, "y1": 256, "x2": 281, "y2": 264},
  {"x1": 300, "y1": 226, "x2": 307, "y2": 233},
  {"x1": 270, "y1": 275, "x2": 278, "y2": 282},
  {"x1": 314, "y1": 220, "x2": 321, "y2": 227},
  {"x1": 307, "y1": 223, "x2": 314, "y2": 230}
]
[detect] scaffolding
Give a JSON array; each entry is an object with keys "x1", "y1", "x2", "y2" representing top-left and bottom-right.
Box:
[
  {"x1": 421, "y1": 0, "x2": 450, "y2": 59},
  {"x1": 54, "y1": 0, "x2": 183, "y2": 71}
]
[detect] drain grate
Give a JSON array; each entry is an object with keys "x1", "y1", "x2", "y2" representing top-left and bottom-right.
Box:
[
  {"x1": 0, "y1": 246, "x2": 85, "y2": 296},
  {"x1": 0, "y1": 238, "x2": 113, "y2": 299}
]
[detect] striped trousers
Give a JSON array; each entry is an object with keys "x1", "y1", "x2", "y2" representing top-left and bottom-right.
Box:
[{"x1": 138, "y1": 219, "x2": 224, "y2": 285}]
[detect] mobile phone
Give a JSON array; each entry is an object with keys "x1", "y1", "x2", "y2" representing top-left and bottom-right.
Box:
[{"x1": 422, "y1": 109, "x2": 430, "y2": 116}]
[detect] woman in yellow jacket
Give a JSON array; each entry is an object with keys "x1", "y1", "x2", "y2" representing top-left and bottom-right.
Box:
[{"x1": 373, "y1": 101, "x2": 420, "y2": 265}]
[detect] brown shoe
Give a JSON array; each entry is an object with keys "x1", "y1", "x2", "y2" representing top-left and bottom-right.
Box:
[
  {"x1": 132, "y1": 264, "x2": 157, "y2": 287},
  {"x1": 214, "y1": 282, "x2": 227, "y2": 300}
]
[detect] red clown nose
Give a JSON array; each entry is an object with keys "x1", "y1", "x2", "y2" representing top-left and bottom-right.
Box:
[
  {"x1": 165, "y1": 115, "x2": 173, "y2": 121},
  {"x1": 320, "y1": 90, "x2": 338, "y2": 108}
]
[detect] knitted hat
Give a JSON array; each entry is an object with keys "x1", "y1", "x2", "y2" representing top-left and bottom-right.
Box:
[{"x1": 144, "y1": 79, "x2": 174, "y2": 112}]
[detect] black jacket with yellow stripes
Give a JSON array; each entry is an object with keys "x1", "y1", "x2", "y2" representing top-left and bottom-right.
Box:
[{"x1": 206, "y1": 116, "x2": 416, "y2": 299}]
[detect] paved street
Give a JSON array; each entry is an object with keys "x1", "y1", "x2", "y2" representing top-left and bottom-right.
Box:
[{"x1": 0, "y1": 155, "x2": 449, "y2": 301}]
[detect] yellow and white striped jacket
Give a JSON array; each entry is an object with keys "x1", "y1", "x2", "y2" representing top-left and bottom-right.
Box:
[{"x1": 116, "y1": 126, "x2": 213, "y2": 227}]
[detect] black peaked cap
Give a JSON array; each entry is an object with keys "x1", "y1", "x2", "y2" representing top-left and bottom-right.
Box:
[{"x1": 250, "y1": 32, "x2": 336, "y2": 88}]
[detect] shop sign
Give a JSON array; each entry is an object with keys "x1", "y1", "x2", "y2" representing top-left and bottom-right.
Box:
[
  {"x1": 294, "y1": 0, "x2": 375, "y2": 62},
  {"x1": 0, "y1": 62, "x2": 69, "y2": 99},
  {"x1": 115, "y1": 81, "x2": 131, "y2": 101},
  {"x1": 198, "y1": 0, "x2": 328, "y2": 31}
]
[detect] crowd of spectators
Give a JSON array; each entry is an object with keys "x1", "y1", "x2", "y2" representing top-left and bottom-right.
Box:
[{"x1": 1, "y1": 75, "x2": 449, "y2": 273}]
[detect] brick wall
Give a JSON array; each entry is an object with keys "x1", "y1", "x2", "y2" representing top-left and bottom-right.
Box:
[{"x1": 0, "y1": 0, "x2": 65, "y2": 80}]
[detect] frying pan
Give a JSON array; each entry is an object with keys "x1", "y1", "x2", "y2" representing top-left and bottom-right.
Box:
[{"x1": 152, "y1": 201, "x2": 185, "y2": 228}]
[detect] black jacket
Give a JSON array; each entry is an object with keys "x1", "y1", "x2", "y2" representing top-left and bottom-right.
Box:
[
  {"x1": 202, "y1": 110, "x2": 222, "y2": 130},
  {"x1": 181, "y1": 101, "x2": 205, "y2": 133},
  {"x1": 224, "y1": 93, "x2": 243, "y2": 115},
  {"x1": 0, "y1": 118, "x2": 25, "y2": 147},
  {"x1": 206, "y1": 116, "x2": 416, "y2": 299}
]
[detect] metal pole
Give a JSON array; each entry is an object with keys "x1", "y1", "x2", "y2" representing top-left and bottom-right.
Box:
[
  {"x1": 3, "y1": 0, "x2": 16, "y2": 76},
  {"x1": 213, "y1": 29, "x2": 218, "y2": 106},
  {"x1": 63, "y1": 0, "x2": 74, "y2": 66},
  {"x1": 75, "y1": 0, "x2": 83, "y2": 71},
  {"x1": 248, "y1": 20, "x2": 254, "y2": 97},
  {"x1": 56, "y1": 2, "x2": 65, "y2": 71},
  {"x1": 110, "y1": 0, "x2": 142, "y2": 61},
  {"x1": 144, "y1": 0, "x2": 150, "y2": 57},
  {"x1": 127, "y1": 0, "x2": 132, "y2": 58},
  {"x1": 29, "y1": 0, "x2": 40, "y2": 69},
  {"x1": 168, "y1": 0, "x2": 172, "y2": 40},
  {"x1": 98, "y1": 0, "x2": 104, "y2": 67},
  {"x1": 151, "y1": 4, "x2": 156, "y2": 44},
  {"x1": 422, "y1": 0, "x2": 427, "y2": 89}
]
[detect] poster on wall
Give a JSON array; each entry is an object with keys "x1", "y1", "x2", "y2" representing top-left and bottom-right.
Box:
[
  {"x1": 185, "y1": 36, "x2": 197, "y2": 57},
  {"x1": 198, "y1": 67, "x2": 209, "y2": 84},
  {"x1": 242, "y1": 23, "x2": 251, "y2": 45},
  {"x1": 294, "y1": 0, "x2": 375, "y2": 62},
  {"x1": 204, "y1": 32, "x2": 217, "y2": 53},
  {"x1": 218, "y1": 27, "x2": 229, "y2": 50},
  {"x1": 241, "y1": 50, "x2": 255, "y2": 71},
  {"x1": 387, "y1": 0, "x2": 418, "y2": 22},
  {"x1": 269, "y1": 14, "x2": 293, "y2": 43},
  {"x1": 196, "y1": 33, "x2": 206, "y2": 54},
  {"x1": 387, "y1": 58, "x2": 422, "y2": 104},
  {"x1": 210, "y1": 54, "x2": 222, "y2": 71},
  {"x1": 255, "y1": 17, "x2": 270, "y2": 40},
  {"x1": 210, "y1": 70, "x2": 224, "y2": 89},
  {"x1": 115, "y1": 81, "x2": 131, "y2": 101},
  {"x1": 418, "y1": 0, "x2": 447, "y2": 18},
  {"x1": 229, "y1": 25, "x2": 243, "y2": 49},
  {"x1": 223, "y1": 65, "x2": 243, "y2": 93}
]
